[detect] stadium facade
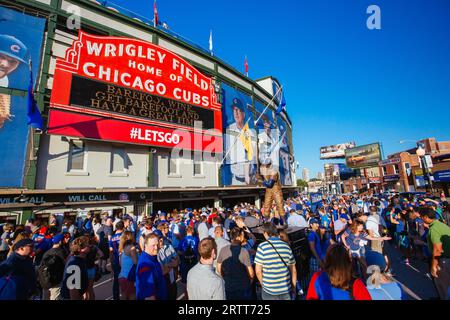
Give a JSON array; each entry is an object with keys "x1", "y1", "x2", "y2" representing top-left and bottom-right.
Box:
[{"x1": 0, "y1": 0, "x2": 297, "y2": 224}]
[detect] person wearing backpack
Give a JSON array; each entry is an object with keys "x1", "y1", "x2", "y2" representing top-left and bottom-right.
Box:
[
  {"x1": 82, "y1": 213, "x2": 94, "y2": 236},
  {"x1": 217, "y1": 227, "x2": 254, "y2": 300},
  {"x1": 39, "y1": 234, "x2": 67, "y2": 300},
  {"x1": 60, "y1": 236, "x2": 90, "y2": 300},
  {"x1": 0, "y1": 238, "x2": 38, "y2": 300},
  {"x1": 254, "y1": 223, "x2": 297, "y2": 300},
  {"x1": 177, "y1": 226, "x2": 199, "y2": 285}
]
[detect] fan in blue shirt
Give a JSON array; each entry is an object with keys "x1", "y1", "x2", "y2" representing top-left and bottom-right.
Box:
[{"x1": 136, "y1": 233, "x2": 167, "y2": 300}]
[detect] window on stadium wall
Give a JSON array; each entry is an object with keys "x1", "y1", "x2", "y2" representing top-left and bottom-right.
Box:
[
  {"x1": 46, "y1": 31, "x2": 223, "y2": 159},
  {"x1": 0, "y1": 6, "x2": 46, "y2": 187},
  {"x1": 221, "y1": 82, "x2": 257, "y2": 186}
]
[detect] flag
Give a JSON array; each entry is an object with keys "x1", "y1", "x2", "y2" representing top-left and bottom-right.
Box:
[
  {"x1": 244, "y1": 56, "x2": 249, "y2": 76},
  {"x1": 275, "y1": 89, "x2": 286, "y2": 115},
  {"x1": 27, "y1": 70, "x2": 43, "y2": 130},
  {"x1": 153, "y1": 0, "x2": 159, "y2": 27},
  {"x1": 240, "y1": 122, "x2": 253, "y2": 161},
  {"x1": 209, "y1": 30, "x2": 213, "y2": 54}
]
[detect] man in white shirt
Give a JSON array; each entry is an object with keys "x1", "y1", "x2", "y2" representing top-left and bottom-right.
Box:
[
  {"x1": 364, "y1": 207, "x2": 386, "y2": 254},
  {"x1": 213, "y1": 226, "x2": 230, "y2": 269},
  {"x1": 286, "y1": 209, "x2": 308, "y2": 228},
  {"x1": 197, "y1": 214, "x2": 209, "y2": 241},
  {"x1": 208, "y1": 216, "x2": 230, "y2": 240}
]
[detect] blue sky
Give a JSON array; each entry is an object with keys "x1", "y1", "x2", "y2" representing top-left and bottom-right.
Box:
[{"x1": 108, "y1": 0, "x2": 450, "y2": 178}]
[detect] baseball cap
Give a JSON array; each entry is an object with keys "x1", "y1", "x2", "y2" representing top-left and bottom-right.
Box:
[
  {"x1": 309, "y1": 218, "x2": 319, "y2": 225},
  {"x1": 365, "y1": 250, "x2": 387, "y2": 272},
  {"x1": 13, "y1": 238, "x2": 34, "y2": 251},
  {"x1": 231, "y1": 98, "x2": 245, "y2": 112},
  {"x1": 153, "y1": 230, "x2": 163, "y2": 238},
  {"x1": 157, "y1": 220, "x2": 168, "y2": 227},
  {"x1": 52, "y1": 234, "x2": 64, "y2": 244},
  {"x1": 0, "y1": 35, "x2": 29, "y2": 65},
  {"x1": 340, "y1": 214, "x2": 349, "y2": 220}
]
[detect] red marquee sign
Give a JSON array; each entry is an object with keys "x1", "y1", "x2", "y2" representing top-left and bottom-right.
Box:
[{"x1": 48, "y1": 32, "x2": 222, "y2": 151}]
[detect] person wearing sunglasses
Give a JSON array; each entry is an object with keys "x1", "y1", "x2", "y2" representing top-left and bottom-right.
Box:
[{"x1": 0, "y1": 238, "x2": 38, "y2": 300}]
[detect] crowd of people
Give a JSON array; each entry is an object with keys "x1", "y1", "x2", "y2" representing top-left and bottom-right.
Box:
[{"x1": 0, "y1": 191, "x2": 449, "y2": 300}]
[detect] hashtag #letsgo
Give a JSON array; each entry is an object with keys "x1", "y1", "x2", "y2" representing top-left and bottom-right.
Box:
[{"x1": 130, "y1": 127, "x2": 180, "y2": 145}]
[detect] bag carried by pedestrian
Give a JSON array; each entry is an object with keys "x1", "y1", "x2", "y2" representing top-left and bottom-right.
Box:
[
  {"x1": 267, "y1": 240, "x2": 303, "y2": 299},
  {"x1": 183, "y1": 241, "x2": 197, "y2": 265},
  {"x1": 0, "y1": 272, "x2": 17, "y2": 300},
  {"x1": 37, "y1": 253, "x2": 65, "y2": 289}
]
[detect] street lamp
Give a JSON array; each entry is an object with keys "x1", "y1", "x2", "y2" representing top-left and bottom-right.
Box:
[{"x1": 416, "y1": 145, "x2": 434, "y2": 194}]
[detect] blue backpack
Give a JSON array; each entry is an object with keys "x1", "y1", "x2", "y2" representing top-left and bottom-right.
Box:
[{"x1": 0, "y1": 272, "x2": 17, "y2": 300}]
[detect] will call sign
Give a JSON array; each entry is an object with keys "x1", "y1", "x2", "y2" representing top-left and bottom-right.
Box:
[{"x1": 49, "y1": 32, "x2": 223, "y2": 150}]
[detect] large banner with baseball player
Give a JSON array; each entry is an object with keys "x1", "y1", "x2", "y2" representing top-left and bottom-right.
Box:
[
  {"x1": 0, "y1": 7, "x2": 45, "y2": 187},
  {"x1": 0, "y1": 95, "x2": 31, "y2": 187},
  {"x1": 221, "y1": 83, "x2": 257, "y2": 186},
  {"x1": 0, "y1": 7, "x2": 45, "y2": 91}
]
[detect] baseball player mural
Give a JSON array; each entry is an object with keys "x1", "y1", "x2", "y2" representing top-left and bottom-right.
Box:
[
  {"x1": 222, "y1": 83, "x2": 257, "y2": 186},
  {"x1": 0, "y1": 35, "x2": 29, "y2": 129},
  {"x1": 0, "y1": 7, "x2": 45, "y2": 187}
]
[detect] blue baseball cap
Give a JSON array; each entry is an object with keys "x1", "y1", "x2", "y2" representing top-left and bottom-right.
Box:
[
  {"x1": 231, "y1": 98, "x2": 245, "y2": 112},
  {"x1": 157, "y1": 220, "x2": 168, "y2": 227},
  {"x1": 159, "y1": 212, "x2": 167, "y2": 217},
  {"x1": 153, "y1": 230, "x2": 163, "y2": 238},
  {"x1": 309, "y1": 218, "x2": 319, "y2": 225},
  {"x1": 0, "y1": 35, "x2": 29, "y2": 65},
  {"x1": 365, "y1": 250, "x2": 387, "y2": 271},
  {"x1": 339, "y1": 214, "x2": 349, "y2": 220},
  {"x1": 52, "y1": 234, "x2": 64, "y2": 244}
]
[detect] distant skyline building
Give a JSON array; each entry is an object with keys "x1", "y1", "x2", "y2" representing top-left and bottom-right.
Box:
[
  {"x1": 317, "y1": 172, "x2": 324, "y2": 180},
  {"x1": 302, "y1": 168, "x2": 310, "y2": 182}
]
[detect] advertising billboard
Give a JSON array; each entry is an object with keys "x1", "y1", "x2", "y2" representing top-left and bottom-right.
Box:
[
  {"x1": 0, "y1": 95, "x2": 30, "y2": 187},
  {"x1": 0, "y1": 7, "x2": 45, "y2": 91},
  {"x1": 222, "y1": 83, "x2": 257, "y2": 186},
  {"x1": 48, "y1": 32, "x2": 223, "y2": 152},
  {"x1": 345, "y1": 143, "x2": 382, "y2": 169},
  {"x1": 320, "y1": 142, "x2": 356, "y2": 159}
]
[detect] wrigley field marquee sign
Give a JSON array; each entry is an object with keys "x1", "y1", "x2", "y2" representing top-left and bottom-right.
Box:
[{"x1": 48, "y1": 32, "x2": 222, "y2": 152}]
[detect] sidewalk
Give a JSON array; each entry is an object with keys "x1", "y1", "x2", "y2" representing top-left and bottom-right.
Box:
[{"x1": 384, "y1": 242, "x2": 439, "y2": 300}]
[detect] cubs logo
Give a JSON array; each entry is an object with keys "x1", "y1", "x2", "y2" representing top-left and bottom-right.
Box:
[
  {"x1": 233, "y1": 98, "x2": 238, "y2": 104},
  {"x1": 10, "y1": 44, "x2": 20, "y2": 53}
]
